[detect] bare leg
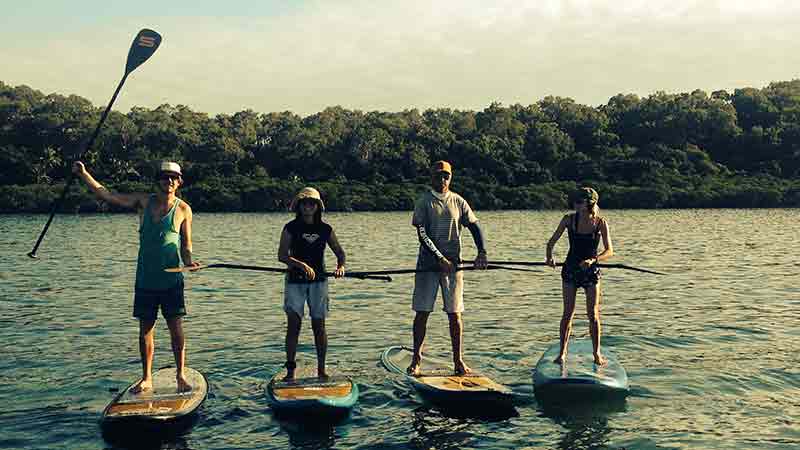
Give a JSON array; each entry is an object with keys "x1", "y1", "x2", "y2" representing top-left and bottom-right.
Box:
[
  {"x1": 554, "y1": 282, "x2": 577, "y2": 364},
  {"x1": 284, "y1": 312, "x2": 302, "y2": 381},
  {"x1": 407, "y1": 311, "x2": 430, "y2": 376},
  {"x1": 166, "y1": 317, "x2": 191, "y2": 392},
  {"x1": 586, "y1": 283, "x2": 607, "y2": 366},
  {"x1": 132, "y1": 319, "x2": 156, "y2": 394},
  {"x1": 448, "y1": 312, "x2": 472, "y2": 375},
  {"x1": 311, "y1": 318, "x2": 329, "y2": 379}
]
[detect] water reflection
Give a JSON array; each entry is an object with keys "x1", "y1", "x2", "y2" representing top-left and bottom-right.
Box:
[
  {"x1": 102, "y1": 426, "x2": 195, "y2": 450},
  {"x1": 269, "y1": 402, "x2": 356, "y2": 449},
  {"x1": 409, "y1": 407, "x2": 482, "y2": 449},
  {"x1": 538, "y1": 397, "x2": 627, "y2": 450},
  {"x1": 276, "y1": 418, "x2": 338, "y2": 449}
]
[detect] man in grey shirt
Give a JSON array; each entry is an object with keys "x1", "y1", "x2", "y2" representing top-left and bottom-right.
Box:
[{"x1": 408, "y1": 160, "x2": 488, "y2": 376}]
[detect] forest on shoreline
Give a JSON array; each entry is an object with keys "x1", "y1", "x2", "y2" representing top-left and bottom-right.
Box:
[{"x1": 1, "y1": 79, "x2": 799, "y2": 212}]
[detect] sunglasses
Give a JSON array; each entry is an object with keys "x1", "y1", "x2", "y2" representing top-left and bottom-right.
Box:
[
  {"x1": 159, "y1": 173, "x2": 181, "y2": 181},
  {"x1": 434, "y1": 171, "x2": 451, "y2": 180}
]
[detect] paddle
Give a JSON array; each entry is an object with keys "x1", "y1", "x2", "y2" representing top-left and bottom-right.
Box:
[
  {"x1": 344, "y1": 264, "x2": 541, "y2": 278},
  {"x1": 28, "y1": 29, "x2": 163, "y2": 259},
  {"x1": 165, "y1": 263, "x2": 394, "y2": 282},
  {"x1": 488, "y1": 261, "x2": 666, "y2": 275}
]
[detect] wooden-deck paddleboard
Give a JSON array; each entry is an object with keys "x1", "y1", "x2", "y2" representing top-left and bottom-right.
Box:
[
  {"x1": 267, "y1": 365, "x2": 358, "y2": 417},
  {"x1": 101, "y1": 367, "x2": 208, "y2": 427},
  {"x1": 381, "y1": 346, "x2": 514, "y2": 411},
  {"x1": 533, "y1": 339, "x2": 628, "y2": 400}
]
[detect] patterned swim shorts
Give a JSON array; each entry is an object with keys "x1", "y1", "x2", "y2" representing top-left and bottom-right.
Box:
[{"x1": 561, "y1": 264, "x2": 601, "y2": 289}]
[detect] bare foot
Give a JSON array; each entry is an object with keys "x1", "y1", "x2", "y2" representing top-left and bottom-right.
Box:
[
  {"x1": 406, "y1": 360, "x2": 422, "y2": 377},
  {"x1": 131, "y1": 378, "x2": 152, "y2": 394},
  {"x1": 317, "y1": 371, "x2": 330, "y2": 381},
  {"x1": 282, "y1": 371, "x2": 296, "y2": 382},
  {"x1": 454, "y1": 360, "x2": 472, "y2": 376},
  {"x1": 176, "y1": 375, "x2": 192, "y2": 393},
  {"x1": 593, "y1": 353, "x2": 608, "y2": 366},
  {"x1": 553, "y1": 354, "x2": 566, "y2": 364}
]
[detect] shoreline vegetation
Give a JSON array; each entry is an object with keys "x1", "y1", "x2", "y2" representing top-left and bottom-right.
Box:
[{"x1": 1, "y1": 80, "x2": 799, "y2": 213}]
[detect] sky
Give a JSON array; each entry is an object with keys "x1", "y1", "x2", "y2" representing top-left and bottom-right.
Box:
[{"x1": 1, "y1": 0, "x2": 798, "y2": 116}]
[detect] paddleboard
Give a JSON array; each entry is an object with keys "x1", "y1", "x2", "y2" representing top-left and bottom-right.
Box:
[
  {"x1": 101, "y1": 366, "x2": 208, "y2": 430},
  {"x1": 533, "y1": 339, "x2": 628, "y2": 400},
  {"x1": 267, "y1": 365, "x2": 358, "y2": 418},
  {"x1": 381, "y1": 346, "x2": 514, "y2": 412}
]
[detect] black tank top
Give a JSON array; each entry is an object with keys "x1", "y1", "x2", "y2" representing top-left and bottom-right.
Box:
[
  {"x1": 284, "y1": 218, "x2": 332, "y2": 283},
  {"x1": 565, "y1": 213, "x2": 601, "y2": 267}
]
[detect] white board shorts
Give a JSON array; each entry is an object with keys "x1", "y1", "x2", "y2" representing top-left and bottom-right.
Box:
[
  {"x1": 412, "y1": 270, "x2": 464, "y2": 313},
  {"x1": 284, "y1": 280, "x2": 330, "y2": 319}
]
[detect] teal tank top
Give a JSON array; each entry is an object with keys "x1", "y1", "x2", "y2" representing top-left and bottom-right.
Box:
[{"x1": 135, "y1": 195, "x2": 184, "y2": 290}]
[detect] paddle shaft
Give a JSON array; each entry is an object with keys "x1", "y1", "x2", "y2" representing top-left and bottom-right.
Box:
[
  {"x1": 168, "y1": 263, "x2": 535, "y2": 280},
  {"x1": 28, "y1": 29, "x2": 162, "y2": 258},
  {"x1": 28, "y1": 75, "x2": 128, "y2": 258},
  {"x1": 345, "y1": 264, "x2": 538, "y2": 277},
  {"x1": 488, "y1": 260, "x2": 665, "y2": 275},
  {"x1": 175, "y1": 263, "x2": 393, "y2": 281}
]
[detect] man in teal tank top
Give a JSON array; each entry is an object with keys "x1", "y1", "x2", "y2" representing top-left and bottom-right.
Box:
[{"x1": 73, "y1": 160, "x2": 200, "y2": 393}]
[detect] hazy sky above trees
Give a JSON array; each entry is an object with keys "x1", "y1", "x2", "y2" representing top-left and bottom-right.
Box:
[{"x1": 1, "y1": 0, "x2": 797, "y2": 116}]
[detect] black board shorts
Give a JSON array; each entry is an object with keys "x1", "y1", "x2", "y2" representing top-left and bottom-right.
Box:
[
  {"x1": 561, "y1": 264, "x2": 601, "y2": 289},
  {"x1": 133, "y1": 280, "x2": 186, "y2": 321}
]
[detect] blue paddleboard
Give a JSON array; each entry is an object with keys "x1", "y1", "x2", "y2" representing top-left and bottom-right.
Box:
[
  {"x1": 267, "y1": 365, "x2": 358, "y2": 419},
  {"x1": 533, "y1": 339, "x2": 628, "y2": 399}
]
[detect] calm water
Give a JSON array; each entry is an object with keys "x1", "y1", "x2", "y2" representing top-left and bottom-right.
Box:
[{"x1": 1, "y1": 209, "x2": 798, "y2": 450}]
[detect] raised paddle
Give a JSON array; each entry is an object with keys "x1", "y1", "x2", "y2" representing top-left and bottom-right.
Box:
[
  {"x1": 488, "y1": 260, "x2": 666, "y2": 275},
  {"x1": 166, "y1": 263, "x2": 394, "y2": 282},
  {"x1": 28, "y1": 29, "x2": 163, "y2": 259}
]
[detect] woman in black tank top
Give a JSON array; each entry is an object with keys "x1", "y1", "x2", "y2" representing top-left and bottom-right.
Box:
[
  {"x1": 545, "y1": 187, "x2": 614, "y2": 366},
  {"x1": 278, "y1": 187, "x2": 347, "y2": 381}
]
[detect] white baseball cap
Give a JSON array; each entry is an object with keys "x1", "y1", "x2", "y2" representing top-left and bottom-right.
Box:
[{"x1": 159, "y1": 161, "x2": 182, "y2": 176}]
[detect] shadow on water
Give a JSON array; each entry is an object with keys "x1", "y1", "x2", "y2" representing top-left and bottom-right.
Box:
[
  {"x1": 100, "y1": 414, "x2": 200, "y2": 449},
  {"x1": 354, "y1": 404, "x2": 518, "y2": 450},
  {"x1": 407, "y1": 407, "x2": 483, "y2": 450},
  {"x1": 408, "y1": 405, "x2": 515, "y2": 449},
  {"x1": 274, "y1": 418, "x2": 338, "y2": 449},
  {"x1": 269, "y1": 406, "x2": 354, "y2": 449},
  {"x1": 536, "y1": 394, "x2": 628, "y2": 450}
]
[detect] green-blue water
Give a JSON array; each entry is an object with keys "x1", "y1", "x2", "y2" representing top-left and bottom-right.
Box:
[{"x1": 1, "y1": 209, "x2": 798, "y2": 449}]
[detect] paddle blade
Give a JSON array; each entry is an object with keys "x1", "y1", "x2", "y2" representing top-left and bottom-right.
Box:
[{"x1": 125, "y1": 29, "x2": 162, "y2": 74}]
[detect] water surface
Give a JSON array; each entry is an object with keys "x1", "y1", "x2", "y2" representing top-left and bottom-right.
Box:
[{"x1": 1, "y1": 209, "x2": 798, "y2": 449}]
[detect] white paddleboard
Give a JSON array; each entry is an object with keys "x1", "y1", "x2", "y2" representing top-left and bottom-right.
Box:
[
  {"x1": 381, "y1": 346, "x2": 514, "y2": 411},
  {"x1": 533, "y1": 339, "x2": 628, "y2": 398}
]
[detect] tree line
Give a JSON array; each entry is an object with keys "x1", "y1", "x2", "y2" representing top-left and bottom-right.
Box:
[{"x1": 1, "y1": 79, "x2": 799, "y2": 213}]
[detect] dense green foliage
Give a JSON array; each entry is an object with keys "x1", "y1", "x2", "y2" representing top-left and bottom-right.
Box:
[{"x1": 1, "y1": 80, "x2": 799, "y2": 212}]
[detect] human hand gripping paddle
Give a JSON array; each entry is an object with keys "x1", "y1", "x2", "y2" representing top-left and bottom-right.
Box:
[
  {"x1": 487, "y1": 260, "x2": 666, "y2": 275},
  {"x1": 27, "y1": 29, "x2": 162, "y2": 259}
]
